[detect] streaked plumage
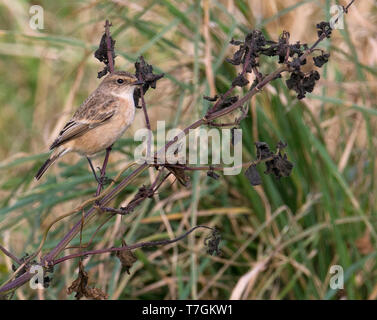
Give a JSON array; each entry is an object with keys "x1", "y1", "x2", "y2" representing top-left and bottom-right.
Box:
[{"x1": 35, "y1": 71, "x2": 142, "y2": 180}]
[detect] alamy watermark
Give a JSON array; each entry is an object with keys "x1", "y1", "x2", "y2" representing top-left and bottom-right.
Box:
[
  {"x1": 29, "y1": 5, "x2": 44, "y2": 30},
  {"x1": 329, "y1": 265, "x2": 344, "y2": 290},
  {"x1": 29, "y1": 265, "x2": 44, "y2": 290},
  {"x1": 28, "y1": 3, "x2": 345, "y2": 31},
  {"x1": 133, "y1": 121, "x2": 243, "y2": 175},
  {"x1": 330, "y1": 5, "x2": 345, "y2": 30}
]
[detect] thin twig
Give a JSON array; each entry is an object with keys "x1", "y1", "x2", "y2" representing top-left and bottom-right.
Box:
[
  {"x1": 158, "y1": 157, "x2": 273, "y2": 172},
  {"x1": 0, "y1": 245, "x2": 22, "y2": 265},
  {"x1": 138, "y1": 81, "x2": 152, "y2": 158},
  {"x1": 0, "y1": 162, "x2": 137, "y2": 290},
  {"x1": 52, "y1": 225, "x2": 216, "y2": 265},
  {"x1": 105, "y1": 20, "x2": 114, "y2": 73}
]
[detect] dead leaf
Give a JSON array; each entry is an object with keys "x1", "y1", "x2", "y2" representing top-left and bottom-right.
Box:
[
  {"x1": 245, "y1": 164, "x2": 262, "y2": 186},
  {"x1": 166, "y1": 165, "x2": 190, "y2": 187},
  {"x1": 67, "y1": 261, "x2": 108, "y2": 300},
  {"x1": 116, "y1": 240, "x2": 137, "y2": 275}
]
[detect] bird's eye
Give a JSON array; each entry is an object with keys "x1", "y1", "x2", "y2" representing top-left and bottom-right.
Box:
[{"x1": 117, "y1": 79, "x2": 124, "y2": 84}]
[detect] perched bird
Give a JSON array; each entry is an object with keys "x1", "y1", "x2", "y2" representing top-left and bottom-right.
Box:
[{"x1": 35, "y1": 71, "x2": 143, "y2": 180}]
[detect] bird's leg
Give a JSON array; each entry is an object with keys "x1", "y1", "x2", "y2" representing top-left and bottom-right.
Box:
[
  {"x1": 97, "y1": 145, "x2": 114, "y2": 188},
  {"x1": 86, "y1": 147, "x2": 114, "y2": 196},
  {"x1": 96, "y1": 145, "x2": 114, "y2": 197},
  {"x1": 96, "y1": 167, "x2": 114, "y2": 187},
  {"x1": 86, "y1": 157, "x2": 102, "y2": 184}
]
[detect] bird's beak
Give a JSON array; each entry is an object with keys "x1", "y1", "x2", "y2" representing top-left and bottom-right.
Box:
[{"x1": 132, "y1": 80, "x2": 145, "y2": 86}]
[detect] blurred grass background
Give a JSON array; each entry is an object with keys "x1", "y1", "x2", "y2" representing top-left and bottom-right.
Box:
[{"x1": 0, "y1": 0, "x2": 377, "y2": 300}]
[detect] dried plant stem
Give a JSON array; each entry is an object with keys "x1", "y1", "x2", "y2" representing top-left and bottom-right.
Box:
[
  {"x1": 53, "y1": 225, "x2": 216, "y2": 265},
  {"x1": 0, "y1": 244, "x2": 22, "y2": 265},
  {"x1": 206, "y1": 65, "x2": 288, "y2": 121},
  {"x1": 42, "y1": 164, "x2": 148, "y2": 264},
  {"x1": 159, "y1": 157, "x2": 273, "y2": 172},
  {"x1": 139, "y1": 85, "x2": 152, "y2": 158},
  {"x1": 105, "y1": 20, "x2": 114, "y2": 74},
  {"x1": 0, "y1": 161, "x2": 136, "y2": 291}
]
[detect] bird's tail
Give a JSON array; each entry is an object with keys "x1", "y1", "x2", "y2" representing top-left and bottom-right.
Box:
[{"x1": 35, "y1": 148, "x2": 70, "y2": 180}]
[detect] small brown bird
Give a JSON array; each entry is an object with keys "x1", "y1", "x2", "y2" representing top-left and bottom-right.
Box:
[{"x1": 35, "y1": 71, "x2": 143, "y2": 180}]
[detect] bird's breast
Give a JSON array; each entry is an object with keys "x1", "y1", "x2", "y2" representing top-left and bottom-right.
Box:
[
  {"x1": 99, "y1": 96, "x2": 135, "y2": 147},
  {"x1": 72, "y1": 96, "x2": 135, "y2": 156},
  {"x1": 117, "y1": 95, "x2": 136, "y2": 130}
]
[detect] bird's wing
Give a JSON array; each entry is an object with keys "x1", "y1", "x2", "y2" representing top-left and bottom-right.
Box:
[{"x1": 49, "y1": 94, "x2": 117, "y2": 150}]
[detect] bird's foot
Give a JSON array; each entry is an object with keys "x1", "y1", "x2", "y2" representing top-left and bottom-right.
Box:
[
  {"x1": 97, "y1": 175, "x2": 114, "y2": 187},
  {"x1": 95, "y1": 167, "x2": 114, "y2": 187}
]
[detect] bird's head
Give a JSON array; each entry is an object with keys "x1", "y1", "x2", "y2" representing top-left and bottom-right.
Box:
[{"x1": 99, "y1": 71, "x2": 144, "y2": 96}]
